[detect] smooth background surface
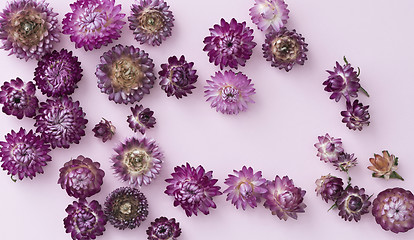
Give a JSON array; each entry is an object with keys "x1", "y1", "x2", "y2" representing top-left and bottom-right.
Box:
[{"x1": 0, "y1": 0, "x2": 413, "y2": 239}]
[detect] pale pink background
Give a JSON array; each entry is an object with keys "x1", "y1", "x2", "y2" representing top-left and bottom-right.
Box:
[{"x1": 0, "y1": 0, "x2": 413, "y2": 239}]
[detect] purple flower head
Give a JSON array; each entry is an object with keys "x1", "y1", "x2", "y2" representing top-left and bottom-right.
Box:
[
  {"x1": 62, "y1": 0, "x2": 126, "y2": 51},
  {"x1": 315, "y1": 174, "x2": 344, "y2": 203},
  {"x1": 0, "y1": 0, "x2": 60, "y2": 60},
  {"x1": 159, "y1": 55, "x2": 198, "y2": 99},
  {"x1": 127, "y1": 105, "x2": 156, "y2": 134},
  {"x1": 334, "y1": 152, "x2": 357, "y2": 172},
  {"x1": 203, "y1": 18, "x2": 256, "y2": 70},
  {"x1": 336, "y1": 186, "x2": 371, "y2": 222},
  {"x1": 34, "y1": 49, "x2": 83, "y2": 98},
  {"x1": 262, "y1": 28, "x2": 308, "y2": 72},
  {"x1": 104, "y1": 187, "x2": 148, "y2": 230},
  {"x1": 96, "y1": 44, "x2": 155, "y2": 104},
  {"x1": 129, "y1": 0, "x2": 174, "y2": 46},
  {"x1": 249, "y1": 0, "x2": 289, "y2": 32},
  {"x1": 372, "y1": 188, "x2": 414, "y2": 234},
  {"x1": 314, "y1": 133, "x2": 344, "y2": 163},
  {"x1": 92, "y1": 118, "x2": 116, "y2": 143},
  {"x1": 0, "y1": 128, "x2": 51, "y2": 180},
  {"x1": 263, "y1": 176, "x2": 306, "y2": 220},
  {"x1": 324, "y1": 60, "x2": 360, "y2": 102},
  {"x1": 0, "y1": 77, "x2": 38, "y2": 119},
  {"x1": 64, "y1": 199, "x2": 107, "y2": 240},
  {"x1": 146, "y1": 217, "x2": 181, "y2": 240},
  {"x1": 204, "y1": 70, "x2": 255, "y2": 115},
  {"x1": 35, "y1": 97, "x2": 88, "y2": 149},
  {"x1": 341, "y1": 100, "x2": 370, "y2": 131},
  {"x1": 224, "y1": 166, "x2": 267, "y2": 210},
  {"x1": 58, "y1": 155, "x2": 105, "y2": 199},
  {"x1": 112, "y1": 137, "x2": 163, "y2": 187},
  {"x1": 165, "y1": 163, "x2": 222, "y2": 217}
]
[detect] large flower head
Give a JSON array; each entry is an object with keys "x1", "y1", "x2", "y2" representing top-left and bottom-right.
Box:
[
  {"x1": 96, "y1": 44, "x2": 155, "y2": 104},
  {"x1": 314, "y1": 133, "x2": 344, "y2": 163},
  {"x1": 336, "y1": 186, "x2": 371, "y2": 222},
  {"x1": 0, "y1": 77, "x2": 38, "y2": 119},
  {"x1": 62, "y1": 0, "x2": 126, "y2": 51},
  {"x1": 0, "y1": 0, "x2": 60, "y2": 60},
  {"x1": 58, "y1": 155, "x2": 105, "y2": 199},
  {"x1": 165, "y1": 163, "x2": 222, "y2": 217},
  {"x1": 146, "y1": 217, "x2": 181, "y2": 240},
  {"x1": 129, "y1": 0, "x2": 174, "y2": 46},
  {"x1": 159, "y1": 55, "x2": 198, "y2": 99},
  {"x1": 0, "y1": 128, "x2": 51, "y2": 180},
  {"x1": 323, "y1": 60, "x2": 360, "y2": 102},
  {"x1": 203, "y1": 18, "x2": 256, "y2": 70},
  {"x1": 224, "y1": 166, "x2": 267, "y2": 210},
  {"x1": 263, "y1": 175, "x2": 306, "y2": 220},
  {"x1": 64, "y1": 199, "x2": 107, "y2": 240},
  {"x1": 341, "y1": 100, "x2": 370, "y2": 131},
  {"x1": 372, "y1": 187, "x2": 414, "y2": 233},
  {"x1": 35, "y1": 97, "x2": 88, "y2": 149},
  {"x1": 104, "y1": 187, "x2": 149, "y2": 230},
  {"x1": 262, "y1": 28, "x2": 308, "y2": 72},
  {"x1": 249, "y1": 0, "x2": 289, "y2": 32},
  {"x1": 92, "y1": 118, "x2": 116, "y2": 143},
  {"x1": 34, "y1": 49, "x2": 83, "y2": 98},
  {"x1": 368, "y1": 150, "x2": 403, "y2": 180},
  {"x1": 127, "y1": 104, "x2": 156, "y2": 134},
  {"x1": 112, "y1": 137, "x2": 163, "y2": 187},
  {"x1": 315, "y1": 174, "x2": 344, "y2": 203},
  {"x1": 204, "y1": 70, "x2": 255, "y2": 115}
]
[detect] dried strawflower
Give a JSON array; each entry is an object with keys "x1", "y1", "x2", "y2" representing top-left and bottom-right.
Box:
[
  {"x1": 334, "y1": 152, "x2": 357, "y2": 172},
  {"x1": 92, "y1": 118, "x2": 116, "y2": 143},
  {"x1": 249, "y1": 0, "x2": 289, "y2": 32},
  {"x1": 314, "y1": 133, "x2": 344, "y2": 163},
  {"x1": 315, "y1": 174, "x2": 344, "y2": 203},
  {"x1": 368, "y1": 150, "x2": 403, "y2": 180},
  {"x1": 127, "y1": 105, "x2": 156, "y2": 134},
  {"x1": 336, "y1": 186, "x2": 371, "y2": 222},
  {"x1": 146, "y1": 216, "x2": 181, "y2": 240},
  {"x1": 341, "y1": 100, "x2": 370, "y2": 131}
]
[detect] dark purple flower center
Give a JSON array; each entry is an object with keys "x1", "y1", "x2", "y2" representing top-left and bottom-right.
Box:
[
  {"x1": 221, "y1": 86, "x2": 239, "y2": 102},
  {"x1": 68, "y1": 167, "x2": 94, "y2": 191},
  {"x1": 75, "y1": 209, "x2": 97, "y2": 232},
  {"x1": 271, "y1": 36, "x2": 299, "y2": 62},
  {"x1": 8, "y1": 91, "x2": 27, "y2": 108},
  {"x1": 12, "y1": 143, "x2": 35, "y2": 165},
  {"x1": 385, "y1": 199, "x2": 409, "y2": 222},
  {"x1": 170, "y1": 66, "x2": 189, "y2": 87},
  {"x1": 177, "y1": 182, "x2": 203, "y2": 203},
  {"x1": 45, "y1": 107, "x2": 74, "y2": 135},
  {"x1": 139, "y1": 10, "x2": 165, "y2": 33},
  {"x1": 347, "y1": 195, "x2": 363, "y2": 212},
  {"x1": 221, "y1": 36, "x2": 241, "y2": 54},
  {"x1": 154, "y1": 224, "x2": 173, "y2": 239},
  {"x1": 124, "y1": 149, "x2": 150, "y2": 173},
  {"x1": 111, "y1": 58, "x2": 144, "y2": 92},
  {"x1": 239, "y1": 182, "x2": 253, "y2": 198}
]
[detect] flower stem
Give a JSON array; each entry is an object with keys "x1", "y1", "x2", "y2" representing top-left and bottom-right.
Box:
[
  {"x1": 11, "y1": 175, "x2": 16, "y2": 183},
  {"x1": 390, "y1": 171, "x2": 404, "y2": 181},
  {"x1": 359, "y1": 86, "x2": 370, "y2": 97},
  {"x1": 343, "y1": 56, "x2": 348, "y2": 65}
]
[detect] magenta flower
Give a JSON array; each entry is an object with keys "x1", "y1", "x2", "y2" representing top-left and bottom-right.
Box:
[
  {"x1": 341, "y1": 100, "x2": 370, "y2": 131},
  {"x1": 336, "y1": 186, "x2": 371, "y2": 222},
  {"x1": 127, "y1": 105, "x2": 156, "y2": 134},
  {"x1": 146, "y1": 217, "x2": 181, "y2": 240},
  {"x1": 315, "y1": 174, "x2": 344, "y2": 203},
  {"x1": 324, "y1": 60, "x2": 361, "y2": 102},
  {"x1": 314, "y1": 133, "x2": 344, "y2": 163},
  {"x1": 249, "y1": 0, "x2": 289, "y2": 32},
  {"x1": 92, "y1": 118, "x2": 116, "y2": 143}
]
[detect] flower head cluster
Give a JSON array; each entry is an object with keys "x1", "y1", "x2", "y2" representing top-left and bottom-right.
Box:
[
  {"x1": 315, "y1": 174, "x2": 344, "y2": 203},
  {"x1": 341, "y1": 99, "x2": 370, "y2": 131},
  {"x1": 146, "y1": 217, "x2": 181, "y2": 240},
  {"x1": 0, "y1": 78, "x2": 38, "y2": 119},
  {"x1": 334, "y1": 152, "x2": 358, "y2": 172},
  {"x1": 127, "y1": 105, "x2": 156, "y2": 134},
  {"x1": 92, "y1": 118, "x2": 116, "y2": 143},
  {"x1": 368, "y1": 150, "x2": 403, "y2": 180},
  {"x1": 336, "y1": 186, "x2": 371, "y2": 222},
  {"x1": 249, "y1": 0, "x2": 290, "y2": 32}
]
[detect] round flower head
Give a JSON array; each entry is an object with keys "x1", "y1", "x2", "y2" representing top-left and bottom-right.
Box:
[
  {"x1": 92, "y1": 118, "x2": 116, "y2": 143},
  {"x1": 368, "y1": 150, "x2": 403, "y2": 180},
  {"x1": 263, "y1": 175, "x2": 306, "y2": 220},
  {"x1": 165, "y1": 163, "x2": 222, "y2": 217},
  {"x1": 0, "y1": 77, "x2": 38, "y2": 119},
  {"x1": 315, "y1": 174, "x2": 344, "y2": 203},
  {"x1": 336, "y1": 186, "x2": 371, "y2": 222},
  {"x1": 314, "y1": 133, "x2": 344, "y2": 163},
  {"x1": 112, "y1": 137, "x2": 163, "y2": 187},
  {"x1": 324, "y1": 59, "x2": 360, "y2": 102},
  {"x1": 334, "y1": 152, "x2": 357, "y2": 172},
  {"x1": 96, "y1": 44, "x2": 156, "y2": 104},
  {"x1": 249, "y1": 0, "x2": 289, "y2": 32},
  {"x1": 0, "y1": 128, "x2": 51, "y2": 180},
  {"x1": 159, "y1": 55, "x2": 198, "y2": 99},
  {"x1": 146, "y1": 217, "x2": 181, "y2": 240},
  {"x1": 64, "y1": 199, "x2": 107, "y2": 240},
  {"x1": 129, "y1": 0, "x2": 174, "y2": 46},
  {"x1": 203, "y1": 18, "x2": 256, "y2": 70},
  {"x1": 35, "y1": 97, "x2": 88, "y2": 149},
  {"x1": 62, "y1": 0, "x2": 126, "y2": 51},
  {"x1": 127, "y1": 105, "x2": 156, "y2": 134},
  {"x1": 104, "y1": 187, "x2": 149, "y2": 230},
  {"x1": 341, "y1": 100, "x2": 370, "y2": 131},
  {"x1": 204, "y1": 70, "x2": 255, "y2": 115},
  {"x1": 372, "y1": 187, "x2": 414, "y2": 233},
  {"x1": 0, "y1": 0, "x2": 60, "y2": 60},
  {"x1": 34, "y1": 49, "x2": 83, "y2": 98},
  {"x1": 262, "y1": 28, "x2": 308, "y2": 72},
  {"x1": 224, "y1": 166, "x2": 267, "y2": 210},
  {"x1": 58, "y1": 155, "x2": 105, "y2": 199}
]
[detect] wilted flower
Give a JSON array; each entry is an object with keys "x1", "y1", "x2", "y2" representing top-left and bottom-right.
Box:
[
  {"x1": 314, "y1": 133, "x2": 344, "y2": 163},
  {"x1": 368, "y1": 150, "x2": 403, "y2": 180},
  {"x1": 341, "y1": 100, "x2": 370, "y2": 131},
  {"x1": 92, "y1": 118, "x2": 116, "y2": 143},
  {"x1": 334, "y1": 152, "x2": 357, "y2": 172},
  {"x1": 127, "y1": 105, "x2": 156, "y2": 134},
  {"x1": 146, "y1": 217, "x2": 181, "y2": 240},
  {"x1": 336, "y1": 186, "x2": 371, "y2": 222},
  {"x1": 315, "y1": 174, "x2": 344, "y2": 203},
  {"x1": 249, "y1": 0, "x2": 289, "y2": 32}
]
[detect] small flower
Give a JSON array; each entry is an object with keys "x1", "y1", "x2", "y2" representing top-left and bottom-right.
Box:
[
  {"x1": 334, "y1": 152, "x2": 357, "y2": 172},
  {"x1": 203, "y1": 18, "x2": 256, "y2": 70},
  {"x1": 159, "y1": 55, "x2": 198, "y2": 99},
  {"x1": 129, "y1": 0, "x2": 174, "y2": 46},
  {"x1": 314, "y1": 133, "x2": 344, "y2": 163},
  {"x1": 92, "y1": 118, "x2": 116, "y2": 143},
  {"x1": 0, "y1": 0, "x2": 60, "y2": 60},
  {"x1": 224, "y1": 166, "x2": 267, "y2": 210},
  {"x1": 146, "y1": 217, "x2": 181, "y2": 240},
  {"x1": 96, "y1": 44, "x2": 156, "y2": 104},
  {"x1": 249, "y1": 0, "x2": 289, "y2": 32},
  {"x1": 112, "y1": 137, "x2": 163, "y2": 187},
  {"x1": 0, "y1": 77, "x2": 38, "y2": 119},
  {"x1": 34, "y1": 49, "x2": 83, "y2": 98},
  {"x1": 127, "y1": 105, "x2": 156, "y2": 134},
  {"x1": 315, "y1": 174, "x2": 344, "y2": 203},
  {"x1": 104, "y1": 187, "x2": 149, "y2": 230},
  {"x1": 372, "y1": 187, "x2": 414, "y2": 233},
  {"x1": 336, "y1": 186, "x2": 371, "y2": 222},
  {"x1": 263, "y1": 176, "x2": 306, "y2": 220},
  {"x1": 35, "y1": 97, "x2": 88, "y2": 149},
  {"x1": 62, "y1": 0, "x2": 126, "y2": 51},
  {"x1": 204, "y1": 70, "x2": 255, "y2": 115},
  {"x1": 262, "y1": 28, "x2": 308, "y2": 72},
  {"x1": 0, "y1": 128, "x2": 51, "y2": 180},
  {"x1": 165, "y1": 163, "x2": 222, "y2": 217},
  {"x1": 58, "y1": 155, "x2": 105, "y2": 199},
  {"x1": 368, "y1": 151, "x2": 403, "y2": 180},
  {"x1": 341, "y1": 100, "x2": 370, "y2": 131},
  {"x1": 64, "y1": 199, "x2": 107, "y2": 240}
]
